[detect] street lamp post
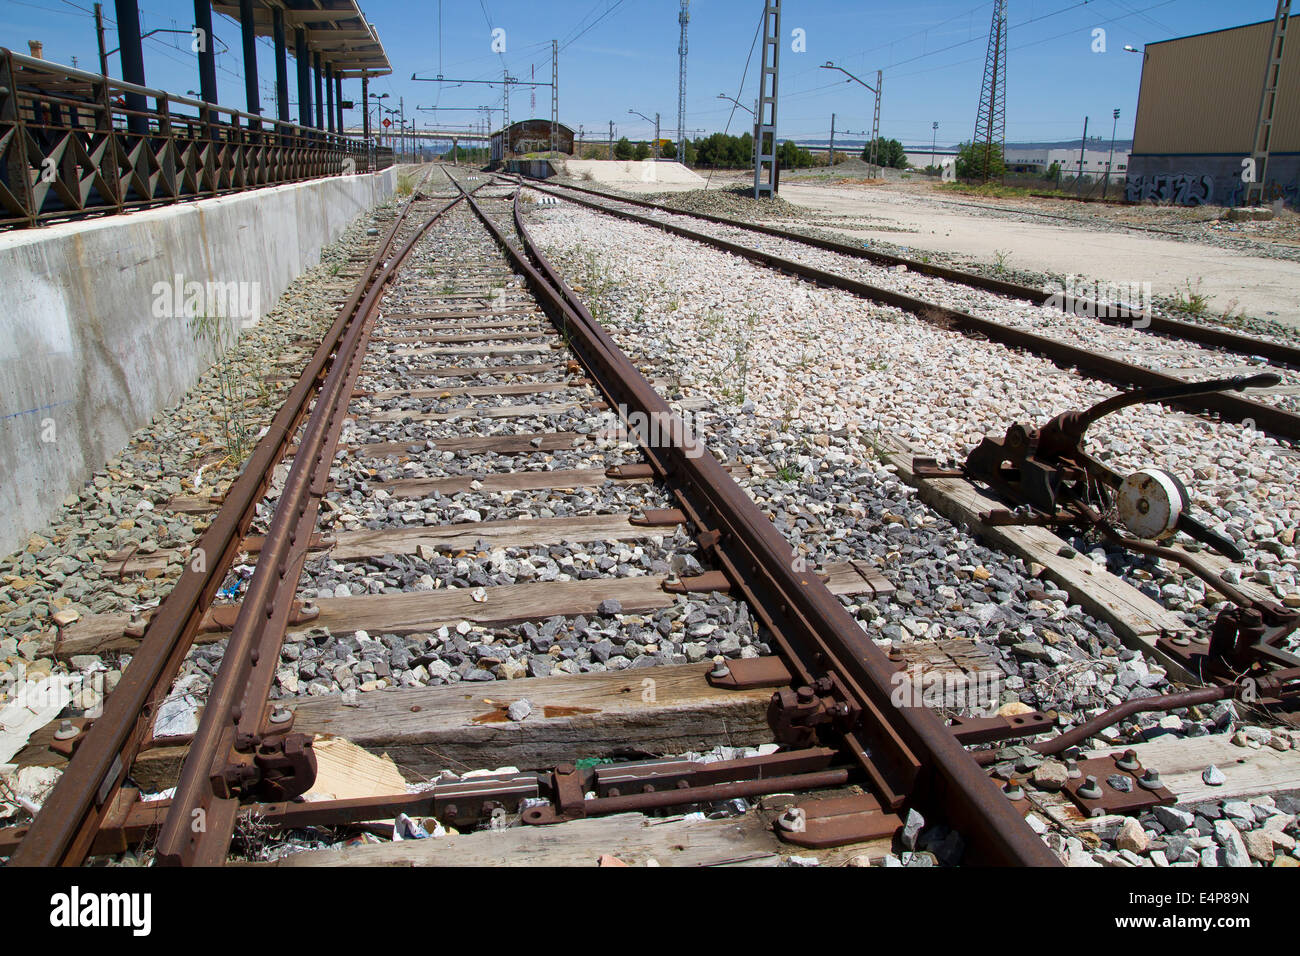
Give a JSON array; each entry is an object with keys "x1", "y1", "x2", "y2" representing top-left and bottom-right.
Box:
[
  {"x1": 931, "y1": 121, "x2": 938, "y2": 170},
  {"x1": 821, "y1": 61, "x2": 882, "y2": 177},
  {"x1": 368, "y1": 92, "x2": 389, "y2": 149},
  {"x1": 717, "y1": 94, "x2": 758, "y2": 167},
  {"x1": 1104, "y1": 107, "x2": 1120, "y2": 200},
  {"x1": 629, "y1": 109, "x2": 661, "y2": 158}
]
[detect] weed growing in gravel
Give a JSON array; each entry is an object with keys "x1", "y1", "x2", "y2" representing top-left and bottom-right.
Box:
[
  {"x1": 1170, "y1": 278, "x2": 1210, "y2": 317},
  {"x1": 992, "y1": 248, "x2": 1011, "y2": 274},
  {"x1": 774, "y1": 462, "x2": 802, "y2": 483},
  {"x1": 189, "y1": 312, "x2": 255, "y2": 465},
  {"x1": 1219, "y1": 298, "x2": 1244, "y2": 324},
  {"x1": 396, "y1": 172, "x2": 415, "y2": 197}
]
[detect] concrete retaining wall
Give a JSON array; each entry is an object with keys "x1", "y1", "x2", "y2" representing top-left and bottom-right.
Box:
[
  {"x1": 1126, "y1": 153, "x2": 1300, "y2": 207},
  {"x1": 0, "y1": 168, "x2": 397, "y2": 556},
  {"x1": 504, "y1": 159, "x2": 557, "y2": 179}
]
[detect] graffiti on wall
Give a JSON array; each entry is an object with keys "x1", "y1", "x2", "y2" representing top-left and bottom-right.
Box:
[
  {"x1": 1125, "y1": 173, "x2": 1214, "y2": 205},
  {"x1": 1224, "y1": 178, "x2": 1300, "y2": 209}
]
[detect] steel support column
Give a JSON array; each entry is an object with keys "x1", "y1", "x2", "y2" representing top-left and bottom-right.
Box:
[
  {"x1": 362, "y1": 74, "x2": 370, "y2": 141},
  {"x1": 272, "y1": 5, "x2": 289, "y2": 124},
  {"x1": 295, "y1": 27, "x2": 311, "y2": 128},
  {"x1": 234, "y1": 0, "x2": 259, "y2": 117},
  {"x1": 335, "y1": 74, "x2": 343, "y2": 134},
  {"x1": 314, "y1": 52, "x2": 324, "y2": 130},
  {"x1": 325, "y1": 63, "x2": 335, "y2": 133},
  {"x1": 113, "y1": 0, "x2": 148, "y2": 134},
  {"x1": 193, "y1": 0, "x2": 217, "y2": 104}
]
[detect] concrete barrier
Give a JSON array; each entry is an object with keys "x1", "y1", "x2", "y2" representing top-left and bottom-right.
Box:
[{"x1": 0, "y1": 168, "x2": 397, "y2": 556}]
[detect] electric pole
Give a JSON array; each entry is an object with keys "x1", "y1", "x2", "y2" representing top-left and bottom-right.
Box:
[{"x1": 678, "y1": 0, "x2": 690, "y2": 165}]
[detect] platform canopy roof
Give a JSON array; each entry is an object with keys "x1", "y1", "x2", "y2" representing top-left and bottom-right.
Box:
[{"x1": 211, "y1": 0, "x2": 391, "y2": 78}]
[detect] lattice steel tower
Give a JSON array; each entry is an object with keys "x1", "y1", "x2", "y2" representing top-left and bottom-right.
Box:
[
  {"x1": 551, "y1": 39, "x2": 560, "y2": 153},
  {"x1": 973, "y1": 0, "x2": 1007, "y2": 183},
  {"x1": 754, "y1": 0, "x2": 781, "y2": 198},
  {"x1": 678, "y1": 0, "x2": 690, "y2": 165},
  {"x1": 1246, "y1": 0, "x2": 1291, "y2": 205}
]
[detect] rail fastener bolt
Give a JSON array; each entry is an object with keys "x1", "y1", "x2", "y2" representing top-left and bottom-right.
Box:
[
  {"x1": 709, "y1": 656, "x2": 731, "y2": 679},
  {"x1": 1115, "y1": 749, "x2": 1140, "y2": 772},
  {"x1": 1137, "y1": 768, "x2": 1163, "y2": 791},
  {"x1": 777, "y1": 807, "x2": 807, "y2": 833},
  {"x1": 1077, "y1": 775, "x2": 1103, "y2": 800},
  {"x1": 54, "y1": 719, "x2": 79, "y2": 740}
]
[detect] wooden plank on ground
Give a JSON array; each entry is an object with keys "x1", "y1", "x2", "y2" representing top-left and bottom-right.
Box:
[
  {"x1": 255, "y1": 808, "x2": 887, "y2": 867},
  {"x1": 107, "y1": 514, "x2": 677, "y2": 576},
  {"x1": 372, "y1": 331, "x2": 552, "y2": 345},
  {"x1": 49, "y1": 560, "x2": 887, "y2": 659},
  {"x1": 364, "y1": 381, "x2": 579, "y2": 402},
  {"x1": 384, "y1": 308, "x2": 537, "y2": 321},
  {"x1": 1082, "y1": 733, "x2": 1300, "y2": 805},
  {"x1": 107, "y1": 663, "x2": 777, "y2": 789},
  {"x1": 350, "y1": 431, "x2": 582, "y2": 459},
  {"x1": 379, "y1": 319, "x2": 548, "y2": 335},
  {"x1": 370, "y1": 465, "x2": 652, "y2": 497},
  {"x1": 304, "y1": 738, "x2": 409, "y2": 802},
  {"x1": 389, "y1": 362, "x2": 564, "y2": 379},
  {"x1": 363, "y1": 400, "x2": 585, "y2": 423},
  {"x1": 1025, "y1": 733, "x2": 1300, "y2": 840},
  {"x1": 378, "y1": 343, "x2": 550, "y2": 359},
  {"x1": 878, "y1": 435, "x2": 1196, "y2": 683}
]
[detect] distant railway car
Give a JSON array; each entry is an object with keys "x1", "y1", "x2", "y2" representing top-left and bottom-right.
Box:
[{"x1": 490, "y1": 119, "x2": 575, "y2": 164}]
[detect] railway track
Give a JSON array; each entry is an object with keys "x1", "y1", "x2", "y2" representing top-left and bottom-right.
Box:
[
  {"x1": 503, "y1": 174, "x2": 1300, "y2": 441},
  {"x1": 2, "y1": 164, "x2": 1061, "y2": 866},
  {"x1": 523, "y1": 176, "x2": 1300, "y2": 368},
  {"x1": 4, "y1": 164, "x2": 1298, "y2": 869}
]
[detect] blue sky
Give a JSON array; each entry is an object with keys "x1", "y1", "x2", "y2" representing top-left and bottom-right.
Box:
[{"x1": 0, "y1": 1, "x2": 1282, "y2": 146}]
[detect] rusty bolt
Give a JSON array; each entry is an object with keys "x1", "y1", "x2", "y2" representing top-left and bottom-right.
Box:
[
  {"x1": 1003, "y1": 779, "x2": 1024, "y2": 801},
  {"x1": 269, "y1": 708, "x2": 292, "y2": 725},
  {"x1": 1137, "y1": 768, "x2": 1162, "y2": 791},
  {"x1": 776, "y1": 807, "x2": 806, "y2": 833},
  {"x1": 1078, "y1": 775, "x2": 1102, "y2": 800},
  {"x1": 1115, "y1": 749, "x2": 1140, "y2": 772},
  {"x1": 796, "y1": 686, "x2": 816, "y2": 705}
]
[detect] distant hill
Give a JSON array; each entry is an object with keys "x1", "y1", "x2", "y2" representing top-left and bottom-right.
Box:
[{"x1": 790, "y1": 137, "x2": 1134, "y2": 151}]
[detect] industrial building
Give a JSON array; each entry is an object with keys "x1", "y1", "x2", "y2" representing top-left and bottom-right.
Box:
[
  {"x1": 1127, "y1": 17, "x2": 1298, "y2": 206},
  {"x1": 489, "y1": 119, "x2": 575, "y2": 164},
  {"x1": 1003, "y1": 147, "x2": 1129, "y2": 178}
]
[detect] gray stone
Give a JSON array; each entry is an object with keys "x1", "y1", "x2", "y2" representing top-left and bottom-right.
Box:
[
  {"x1": 1213, "y1": 819, "x2": 1251, "y2": 868},
  {"x1": 507, "y1": 698, "x2": 532, "y2": 721},
  {"x1": 900, "y1": 808, "x2": 925, "y2": 851},
  {"x1": 1153, "y1": 805, "x2": 1195, "y2": 832}
]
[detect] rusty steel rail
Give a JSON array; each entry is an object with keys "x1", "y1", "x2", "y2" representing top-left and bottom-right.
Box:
[
  {"x1": 151, "y1": 190, "x2": 476, "y2": 865},
  {"x1": 9, "y1": 171, "x2": 445, "y2": 866},
  {"x1": 506, "y1": 174, "x2": 1300, "y2": 372},
  {"x1": 455, "y1": 176, "x2": 1059, "y2": 866},
  {"x1": 509, "y1": 177, "x2": 1300, "y2": 442}
]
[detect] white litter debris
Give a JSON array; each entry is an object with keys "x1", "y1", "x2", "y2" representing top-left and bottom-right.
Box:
[{"x1": 0, "y1": 675, "x2": 76, "y2": 764}]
